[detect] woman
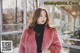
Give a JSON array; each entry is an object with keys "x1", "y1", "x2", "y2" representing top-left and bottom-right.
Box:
[{"x1": 19, "y1": 8, "x2": 61, "y2": 53}]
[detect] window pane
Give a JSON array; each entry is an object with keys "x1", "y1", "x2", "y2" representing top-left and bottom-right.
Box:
[{"x1": 2, "y1": 0, "x2": 23, "y2": 32}]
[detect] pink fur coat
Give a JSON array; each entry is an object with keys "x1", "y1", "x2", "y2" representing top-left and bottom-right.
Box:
[{"x1": 19, "y1": 27, "x2": 61, "y2": 53}]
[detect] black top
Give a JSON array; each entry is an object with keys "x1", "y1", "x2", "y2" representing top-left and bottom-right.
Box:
[{"x1": 34, "y1": 23, "x2": 45, "y2": 53}]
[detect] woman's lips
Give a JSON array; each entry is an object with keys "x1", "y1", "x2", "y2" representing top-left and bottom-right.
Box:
[{"x1": 42, "y1": 21, "x2": 45, "y2": 22}]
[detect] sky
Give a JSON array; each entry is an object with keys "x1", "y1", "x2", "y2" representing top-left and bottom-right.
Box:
[
  {"x1": 3, "y1": 0, "x2": 32, "y2": 11},
  {"x1": 3, "y1": 0, "x2": 22, "y2": 9}
]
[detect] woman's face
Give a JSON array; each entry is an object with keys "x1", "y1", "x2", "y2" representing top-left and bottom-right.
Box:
[{"x1": 37, "y1": 10, "x2": 47, "y2": 24}]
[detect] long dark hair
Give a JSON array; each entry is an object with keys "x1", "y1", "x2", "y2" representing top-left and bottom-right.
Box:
[{"x1": 28, "y1": 8, "x2": 50, "y2": 30}]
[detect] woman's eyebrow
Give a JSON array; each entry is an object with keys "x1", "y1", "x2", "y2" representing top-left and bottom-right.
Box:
[{"x1": 44, "y1": 14, "x2": 46, "y2": 16}]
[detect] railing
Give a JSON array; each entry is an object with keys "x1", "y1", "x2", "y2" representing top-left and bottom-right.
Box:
[
  {"x1": 0, "y1": 24, "x2": 23, "y2": 35},
  {"x1": 62, "y1": 37, "x2": 80, "y2": 49},
  {"x1": 1, "y1": 24, "x2": 24, "y2": 26},
  {"x1": 0, "y1": 31, "x2": 22, "y2": 35}
]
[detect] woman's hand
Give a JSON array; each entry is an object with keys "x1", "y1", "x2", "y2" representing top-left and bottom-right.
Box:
[{"x1": 42, "y1": 49, "x2": 50, "y2": 53}]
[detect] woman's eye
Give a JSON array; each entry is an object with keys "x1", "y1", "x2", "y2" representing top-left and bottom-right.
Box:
[
  {"x1": 40, "y1": 14, "x2": 46, "y2": 17},
  {"x1": 40, "y1": 15, "x2": 42, "y2": 17}
]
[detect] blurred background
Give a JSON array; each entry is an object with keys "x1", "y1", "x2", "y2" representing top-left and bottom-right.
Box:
[{"x1": 0, "y1": 0, "x2": 80, "y2": 53}]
